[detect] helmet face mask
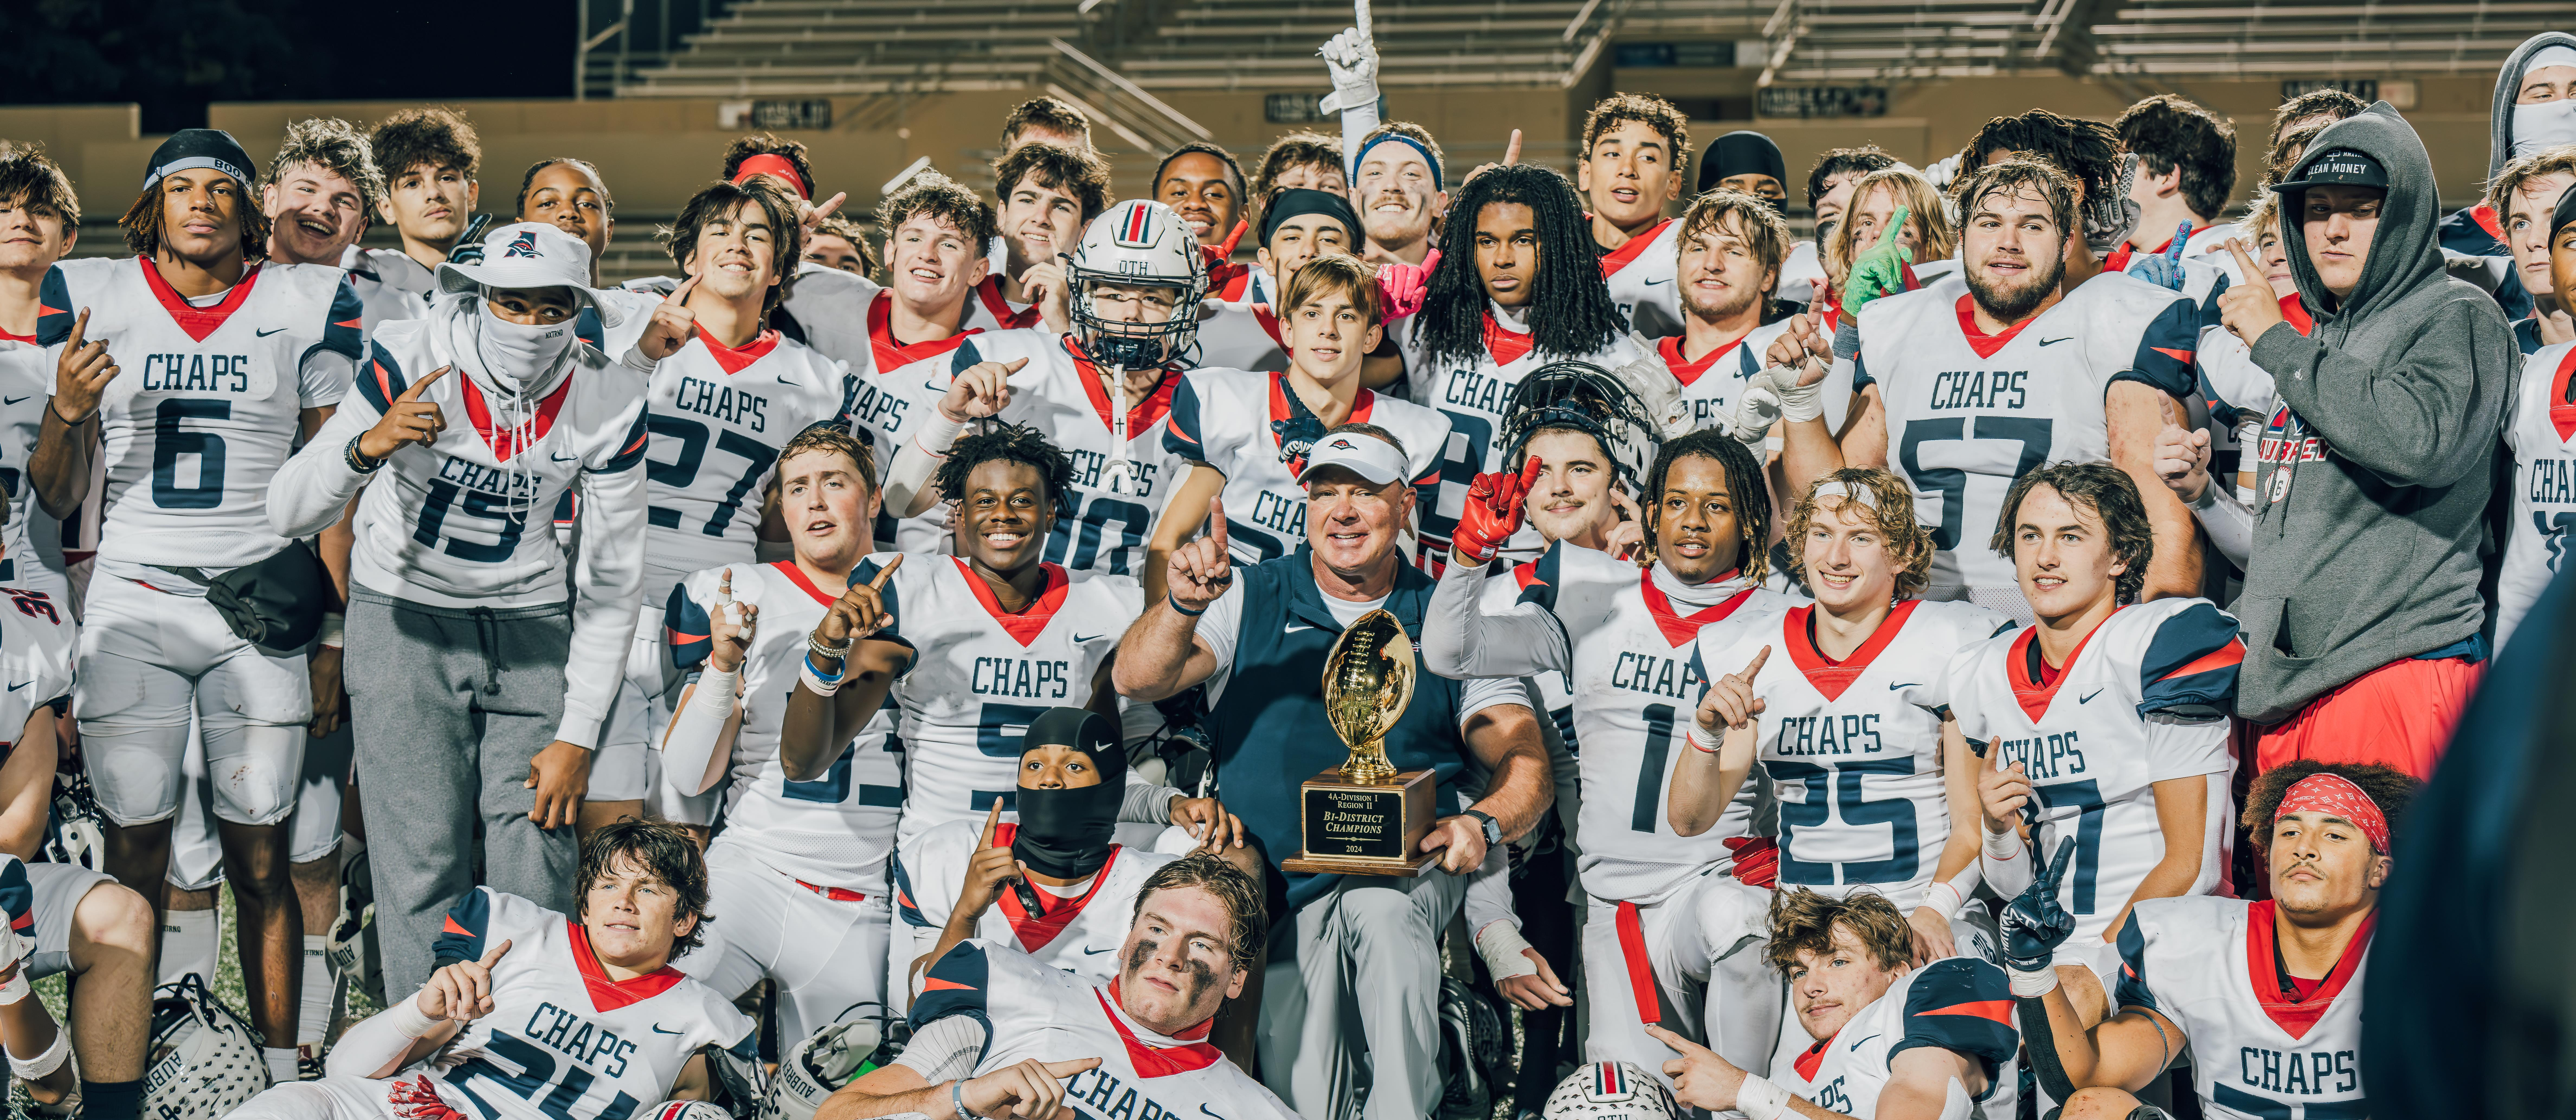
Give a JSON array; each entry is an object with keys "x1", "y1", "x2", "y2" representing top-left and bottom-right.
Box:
[
  {"x1": 1067, "y1": 199, "x2": 1208, "y2": 369},
  {"x1": 1498, "y1": 359, "x2": 1684, "y2": 491}
]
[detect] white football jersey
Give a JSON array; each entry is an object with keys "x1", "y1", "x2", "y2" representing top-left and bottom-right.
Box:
[
  {"x1": 39, "y1": 256, "x2": 362, "y2": 568},
  {"x1": 770, "y1": 264, "x2": 883, "y2": 376},
  {"x1": 1399, "y1": 311, "x2": 1651, "y2": 564},
  {"x1": 0, "y1": 349, "x2": 62, "y2": 595},
  {"x1": 1775, "y1": 956, "x2": 2020, "y2": 1120},
  {"x1": 1601, "y1": 218, "x2": 1684, "y2": 339},
  {"x1": 1193, "y1": 269, "x2": 1288, "y2": 374},
  {"x1": 418, "y1": 888, "x2": 758, "y2": 1120},
  {"x1": 1162, "y1": 369, "x2": 1449, "y2": 564},
  {"x1": 2113, "y1": 896, "x2": 2368, "y2": 1120},
  {"x1": 963, "y1": 275, "x2": 1045, "y2": 334},
  {"x1": 342, "y1": 245, "x2": 434, "y2": 332},
  {"x1": 880, "y1": 555, "x2": 1141, "y2": 841},
  {"x1": 1652, "y1": 320, "x2": 1795, "y2": 433},
  {"x1": 639, "y1": 330, "x2": 851, "y2": 588},
  {"x1": 665, "y1": 560, "x2": 903, "y2": 894},
  {"x1": 0, "y1": 581, "x2": 74, "y2": 743},
  {"x1": 1944, "y1": 598, "x2": 2241, "y2": 944},
  {"x1": 892, "y1": 821, "x2": 1177, "y2": 983},
  {"x1": 913, "y1": 939, "x2": 1300, "y2": 1120},
  {"x1": 1512, "y1": 543, "x2": 1799, "y2": 903},
  {"x1": 1705, "y1": 599, "x2": 2013, "y2": 907},
  {"x1": 904, "y1": 330, "x2": 1191, "y2": 577},
  {"x1": 2496, "y1": 342, "x2": 2576, "y2": 650},
  {"x1": 1853, "y1": 273, "x2": 2198, "y2": 607}
]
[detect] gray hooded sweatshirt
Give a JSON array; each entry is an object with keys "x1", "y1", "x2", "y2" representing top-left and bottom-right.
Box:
[
  {"x1": 2486, "y1": 31, "x2": 2576, "y2": 182},
  {"x1": 2238, "y1": 103, "x2": 2522, "y2": 724}
]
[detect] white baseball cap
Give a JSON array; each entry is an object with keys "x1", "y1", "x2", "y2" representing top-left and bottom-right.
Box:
[
  {"x1": 435, "y1": 222, "x2": 624, "y2": 328},
  {"x1": 1296, "y1": 430, "x2": 1409, "y2": 486}
]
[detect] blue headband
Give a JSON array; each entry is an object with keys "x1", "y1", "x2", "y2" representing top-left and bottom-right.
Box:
[{"x1": 1352, "y1": 133, "x2": 1444, "y2": 191}]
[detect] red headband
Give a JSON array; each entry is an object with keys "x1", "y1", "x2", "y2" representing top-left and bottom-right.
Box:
[
  {"x1": 733, "y1": 154, "x2": 810, "y2": 200},
  {"x1": 2274, "y1": 773, "x2": 2390, "y2": 854}
]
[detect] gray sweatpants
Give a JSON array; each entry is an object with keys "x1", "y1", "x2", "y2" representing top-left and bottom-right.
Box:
[
  {"x1": 346, "y1": 589, "x2": 579, "y2": 998},
  {"x1": 1258, "y1": 870, "x2": 1468, "y2": 1120}
]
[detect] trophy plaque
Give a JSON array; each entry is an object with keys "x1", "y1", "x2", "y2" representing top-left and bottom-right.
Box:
[{"x1": 1282, "y1": 609, "x2": 1442, "y2": 876}]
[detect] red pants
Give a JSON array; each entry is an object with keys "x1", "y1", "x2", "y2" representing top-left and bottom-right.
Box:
[{"x1": 2253, "y1": 655, "x2": 2482, "y2": 780}]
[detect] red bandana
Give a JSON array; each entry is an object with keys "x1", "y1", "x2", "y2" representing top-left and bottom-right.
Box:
[{"x1": 2272, "y1": 773, "x2": 2390, "y2": 854}]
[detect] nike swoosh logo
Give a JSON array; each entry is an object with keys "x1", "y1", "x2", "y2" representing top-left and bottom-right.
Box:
[
  {"x1": 651, "y1": 1024, "x2": 684, "y2": 1035},
  {"x1": 5, "y1": 682, "x2": 24, "y2": 692},
  {"x1": 2079, "y1": 688, "x2": 2104, "y2": 703},
  {"x1": 1848, "y1": 1032, "x2": 1881, "y2": 1052},
  {"x1": 256, "y1": 327, "x2": 288, "y2": 337},
  {"x1": 2, "y1": 397, "x2": 25, "y2": 406},
  {"x1": 1081, "y1": 946, "x2": 1115, "y2": 955},
  {"x1": 1642, "y1": 277, "x2": 1671, "y2": 285},
  {"x1": 2037, "y1": 337, "x2": 2072, "y2": 346},
  {"x1": 1887, "y1": 682, "x2": 1919, "y2": 691},
  {"x1": 1285, "y1": 624, "x2": 1316, "y2": 633},
  {"x1": 1072, "y1": 633, "x2": 1104, "y2": 643},
  {"x1": 551, "y1": 452, "x2": 580, "y2": 464},
  {"x1": 1200, "y1": 1107, "x2": 1229, "y2": 1120}
]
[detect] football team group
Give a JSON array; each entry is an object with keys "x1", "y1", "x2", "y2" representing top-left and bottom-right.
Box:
[{"x1": 0, "y1": 14, "x2": 2558, "y2": 1120}]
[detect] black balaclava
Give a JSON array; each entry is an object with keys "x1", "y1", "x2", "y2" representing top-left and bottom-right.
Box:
[
  {"x1": 1700, "y1": 130, "x2": 1789, "y2": 214},
  {"x1": 1012, "y1": 707, "x2": 1125, "y2": 879}
]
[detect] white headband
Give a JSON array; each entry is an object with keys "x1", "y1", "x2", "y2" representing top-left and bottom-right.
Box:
[
  {"x1": 1811, "y1": 479, "x2": 1881, "y2": 510},
  {"x1": 2526, "y1": 45, "x2": 2576, "y2": 75}
]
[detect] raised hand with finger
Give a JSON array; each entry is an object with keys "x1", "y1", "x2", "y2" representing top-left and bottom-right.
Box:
[
  {"x1": 2216, "y1": 238, "x2": 2286, "y2": 345},
  {"x1": 48, "y1": 308, "x2": 118, "y2": 427},
  {"x1": 420, "y1": 938, "x2": 513, "y2": 1023},
  {"x1": 2000, "y1": 837, "x2": 2079, "y2": 994},
  {"x1": 1166, "y1": 497, "x2": 1235, "y2": 613},
  {"x1": 940, "y1": 358, "x2": 1026, "y2": 423},
  {"x1": 1451, "y1": 455, "x2": 1541, "y2": 567},
  {"x1": 1694, "y1": 645, "x2": 1770, "y2": 741},
  {"x1": 2150, "y1": 394, "x2": 2212, "y2": 504},
  {"x1": 1976, "y1": 738, "x2": 2034, "y2": 836},
  {"x1": 639, "y1": 274, "x2": 702, "y2": 361},
  {"x1": 818, "y1": 552, "x2": 903, "y2": 654},
  {"x1": 707, "y1": 567, "x2": 760, "y2": 674},
  {"x1": 2125, "y1": 221, "x2": 2193, "y2": 292},
  {"x1": 955, "y1": 801, "x2": 1031, "y2": 922},
  {"x1": 358, "y1": 364, "x2": 452, "y2": 462},
  {"x1": 1642, "y1": 1023, "x2": 1751, "y2": 1114},
  {"x1": 1842, "y1": 205, "x2": 1914, "y2": 314}
]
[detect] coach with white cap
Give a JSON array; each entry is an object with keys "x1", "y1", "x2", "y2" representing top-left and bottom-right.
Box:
[
  {"x1": 267, "y1": 221, "x2": 695, "y2": 994},
  {"x1": 1116, "y1": 421, "x2": 1552, "y2": 1120}
]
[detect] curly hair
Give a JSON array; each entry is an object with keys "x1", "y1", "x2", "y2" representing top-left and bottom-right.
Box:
[
  {"x1": 1968, "y1": 110, "x2": 2121, "y2": 211},
  {"x1": 771, "y1": 421, "x2": 880, "y2": 505},
  {"x1": 1785, "y1": 468, "x2": 1933, "y2": 601},
  {"x1": 2242, "y1": 760, "x2": 2421, "y2": 853},
  {"x1": 515, "y1": 157, "x2": 613, "y2": 216},
  {"x1": 1677, "y1": 188, "x2": 1792, "y2": 286},
  {"x1": 994, "y1": 142, "x2": 1114, "y2": 224},
  {"x1": 122, "y1": 169, "x2": 271, "y2": 261},
  {"x1": 370, "y1": 107, "x2": 480, "y2": 181},
  {"x1": 2270, "y1": 89, "x2": 2366, "y2": 150},
  {"x1": 1988, "y1": 462, "x2": 2153, "y2": 606},
  {"x1": 1003, "y1": 97, "x2": 1094, "y2": 149},
  {"x1": 1134, "y1": 853, "x2": 1270, "y2": 976},
  {"x1": 268, "y1": 117, "x2": 389, "y2": 226},
  {"x1": 1416, "y1": 164, "x2": 1627, "y2": 368},
  {"x1": 1583, "y1": 92, "x2": 1693, "y2": 186},
  {"x1": 1765, "y1": 888, "x2": 1912, "y2": 976},
  {"x1": 721, "y1": 132, "x2": 815, "y2": 197},
  {"x1": 1828, "y1": 167, "x2": 1956, "y2": 283},
  {"x1": 1805, "y1": 146, "x2": 1898, "y2": 210},
  {"x1": 876, "y1": 170, "x2": 998, "y2": 260},
  {"x1": 2115, "y1": 94, "x2": 2237, "y2": 221},
  {"x1": 1641, "y1": 428, "x2": 1771, "y2": 583},
  {"x1": 936, "y1": 421, "x2": 1076, "y2": 517},
  {"x1": 2266, "y1": 121, "x2": 2332, "y2": 188},
  {"x1": 1953, "y1": 159, "x2": 2079, "y2": 241},
  {"x1": 1252, "y1": 131, "x2": 1343, "y2": 204},
  {"x1": 666, "y1": 176, "x2": 807, "y2": 320},
  {"x1": 0, "y1": 144, "x2": 80, "y2": 227},
  {"x1": 577, "y1": 818, "x2": 712, "y2": 958}
]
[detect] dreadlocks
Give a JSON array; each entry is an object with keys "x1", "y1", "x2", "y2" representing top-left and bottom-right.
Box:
[
  {"x1": 1416, "y1": 164, "x2": 1626, "y2": 369},
  {"x1": 935, "y1": 421, "x2": 1077, "y2": 518},
  {"x1": 1640, "y1": 428, "x2": 1771, "y2": 583}
]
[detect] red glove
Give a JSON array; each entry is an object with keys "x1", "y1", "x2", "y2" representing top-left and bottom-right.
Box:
[
  {"x1": 1723, "y1": 836, "x2": 1778, "y2": 890},
  {"x1": 1375, "y1": 248, "x2": 1443, "y2": 321},
  {"x1": 1451, "y1": 456, "x2": 1541, "y2": 567}
]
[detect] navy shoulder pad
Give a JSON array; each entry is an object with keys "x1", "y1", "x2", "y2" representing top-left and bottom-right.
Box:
[
  {"x1": 1512, "y1": 540, "x2": 1564, "y2": 611},
  {"x1": 666, "y1": 580, "x2": 712, "y2": 672},
  {"x1": 2120, "y1": 295, "x2": 2201, "y2": 398},
  {"x1": 908, "y1": 941, "x2": 995, "y2": 1033},
  {"x1": 33, "y1": 267, "x2": 72, "y2": 348},
  {"x1": 430, "y1": 887, "x2": 494, "y2": 968},
  {"x1": 2113, "y1": 910, "x2": 2158, "y2": 1013},
  {"x1": 1893, "y1": 957, "x2": 2019, "y2": 1077},
  {"x1": 603, "y1": 405, "x2": 652, "y2": 473},
  {"x1": 2137, "y1": 601, "x2": 2243, "y2": 718},
  {"x1": 1164, "y1": 374, "x2": 1206, "y2": 460},
  {"x1": 356, "y1": 340, "x2": 409, "y2": 413},
  {"x1": 318, "y1": 273, "x2": 365, "y2": 361}
]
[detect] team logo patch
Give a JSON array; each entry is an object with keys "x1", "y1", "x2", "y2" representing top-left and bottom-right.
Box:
[
  {"x1": 502, "y1": 230, "x2": 542, "y2": 259},
  {"x1": 1114, "y1": 201, "x2": 1158, "y2": 249}
]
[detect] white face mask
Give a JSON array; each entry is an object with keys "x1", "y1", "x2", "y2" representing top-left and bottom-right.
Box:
[
  {"x1": 475, "y1": 300, "x2": 577, "y2": 389},
  {"x1": 2513, "y1": 99, "x2": 2576, "y2": 160}
]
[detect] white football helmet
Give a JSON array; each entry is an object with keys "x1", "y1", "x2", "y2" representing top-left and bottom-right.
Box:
[
  {"x1": 643, "y1": 1103, "x2": 736, "y2": 1120},
  {"x1": 142, "y1": 974, "x2": 270, "y2": 1120},
  {"x1": 42, "y1": 771, "x2": 105, "y2": 873},
  {"x1": 1545, "y1": 1063, "x2": 1681, "y2": 1120},
  {"x1": 1498, "y1": 356, "x2": 1688, "y2": 491},
  {"x1": 763, "y1": 1018, "x2": 886, "y2": 1120},
  {"x1": 1064, "y1": 199, "x2": 1208, "y2": 370}
]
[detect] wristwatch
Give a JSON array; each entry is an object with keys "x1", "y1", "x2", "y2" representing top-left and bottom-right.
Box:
[{"x1": 1463, "y1": 809, "x2": 1502, "y2": 848}]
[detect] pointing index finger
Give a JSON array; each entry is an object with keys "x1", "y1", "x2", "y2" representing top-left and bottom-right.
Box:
[
  {"x1": 65, "y1": 307, "x2": 88, "y2": 350},
  {"x1": 867, "y1": 552, "x2": 904, "y2": 590},
  {"x1": 401, "y1": 364, "x2": 452, "y2": 401},
  {"x1": 666, "y1": 273, "x2": 703, "y2": 304},
  {"x1": 979, "y1": 799, "x2": 1004, "y2": 849},
  {"x1": 1878, "y1": 207, "x2": 1911, "y2": 251},
  {"x1": 2042, "y1": 836, "x2": 2076, "y2": 891},
  {"x1": 1503, "y1": 129, "x2": 1523, "y2": 166},
  {"x1": 1042, "y1": 1058, "x2": 1103, "y2": 1079},
  {"x1": 1208, "y1": 496, "x2": 1229, "y2": 549},
  {"x1": 2165, "y1": 222, "x2": 2191, "y2": 263},
  {"x1": 1740, "y1": 645, "x2": 1771, "y2": 680},
  {"x1": 2223, "y1": 237, "x2": 2262, "y2": 276},
  {"x1": 479, "y1": 938, "x2": 513, "y2": 967}
]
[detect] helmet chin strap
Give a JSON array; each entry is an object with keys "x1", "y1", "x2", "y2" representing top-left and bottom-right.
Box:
[{"x1": 1106, "y1": 362, "x2": 1135, "y2": 489}]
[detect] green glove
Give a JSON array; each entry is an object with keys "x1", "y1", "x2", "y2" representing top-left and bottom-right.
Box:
[{"x1": 1842, "y1": 205, "x2": 1913, "y2": 314}]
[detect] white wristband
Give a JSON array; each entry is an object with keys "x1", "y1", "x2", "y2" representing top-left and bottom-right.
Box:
[
  {"x1": 915, "y1": 410, "x2": 966, "y2": 457},
  {"x1": 318, "y1": 612, "x2": 346, "y2": 650},
  {"x1": 391, "y1": 989, "x2": 444, "y2": 1039},
  {"x1": 1921, "y1": 880, "x2": 1965, "y2": 922},
  {"x1": 2008, "y1": 963, "x2": 2060, "y2": 999},
  {"x1": 1736, "y1": 1074, "x2": 1792, "y2": 1120},
  {"x1": 1473, "y1": 920, "x2": 1539, "y2": 981},
  {"x1": 1685, "y1": 722, "x2": 1721, "y2": 755},
  {"x1": 800, "y1": 656, "x2": 845, "y2": 697},
  {"x1": 1772, "y1": 371, "x2": 1825, "y2": 423},
  {"x1": 6, "y1": 1024, "x2": 68, "y2": 1079},
  {"x1": 691, "y1": 666, "x2": 740, "y2": 717},
  {"x1": 1983, "y1": 825, "x2": 2023, "y2": 862}
]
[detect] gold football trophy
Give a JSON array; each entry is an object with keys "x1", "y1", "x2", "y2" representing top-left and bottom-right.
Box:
[{"x1": 1282, "y1": 609, "x2": 1441, "y2": 876}]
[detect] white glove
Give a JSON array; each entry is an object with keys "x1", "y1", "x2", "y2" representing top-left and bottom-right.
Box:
[
  {"x1": 1730, "y1": 383, "x2": 1786, "y2": 448},
  {"x1": 1923, "y1": 153, "x2": 1963, "y2": 190},
  {"x1": 1474, "y1": 920, "x2": 1540, "y2": 981},
  {"x1": 1317, "y1": 26, "x2": 1380, "y2": 114},
  {"x1": 1762, "y1": 362, "x2": 1825, "y2": 424}
]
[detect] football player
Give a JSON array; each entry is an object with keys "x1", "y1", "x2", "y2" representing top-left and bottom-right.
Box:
[
  {"x1": 513, "y1": 157, "x2": 661, "y2": 353},
  {"x1": 1784, "y1": 147, "x2": 1898, "y2": 313},
  {"x1": 1948, "y1": 464, "x2": 2239, "y2": 1035},
  {"x1": 817, "y1": 854, "x2": 1295, "y2": 1120},
  {"x1": 262, "y1": 118, "x2": 416, "y2": 332},
  {"x1": 1679, "y1": 469, "x2": 2009, "y2": 962},
  {"x1": 877, "y1": 199, "x2": 1212, "y2": 580},
  {"x1": 1156, "y1": 142, "x2": 1249, "y2": 255},
  {"x1": 1155, "y1": 252, "x2": 1448, "y2": 574},
  {"x1": 369, "y1": 107, "x2": 483, "y2": 272},
  {"x1": 1659, "y1": 189, "x2": 1795, "y2": 433},
  {"x1": 2018, "y1": 761, "x2": 2411, "y2": 1120},
  {"x1": 1580, "y1": 94, "x2": 1691, "y2": 338},
  {"x1": 0, "y1": 559, "x2": 153, "y2": 1120},
  {"x1": 804, "y1": 214, "x2": 875, "y2": 278},
  {"x1": 1403, "y1": 163, "x2": 1651, "y2": 568},
  {"x1": 228, "y1": 819, "x2": 763, "y2": 1120},
  {"x1": 975, "y1": 143, "x2": 1109, "y2": 332},
  {"x1": 0, "y1": 146, "x2": 82, "y2": 596},
  {"x1": 1652, "y1": 890, "x2": 2019, "y2": 1120},
  {"x1": 655, "y1": 423, "x2": 904, "y2": 1045},
  {"x1": 1192, "y1": 188, "x2": 1360, "y2": 374},
  {"x1": 2111, "y1": 95, "x2": 2243, "y2": 269},
  {"x1": 1424, "y1": 423, "x2": 1795, "y2": 1082},
  {"x1": 593, "y1": 176, "x2": 853, "y2": 839},
  {"x1": 2498, "y1": 189, "x2": 2576, "y2": 649},
  {"x1": 1791, "y1": 159, "x2": 2201, "y2": 617},
  {"x1": 2485, "y1": 147, "x2": 2576, "y2": 354},
  {"x1": 1315, "y1": 25, "x2": 1446, "y2": 269},
  {"x1": 265, "y1": 221, "x2": 687, "y2": 999},
  {"x1": 1250, "y1": 131, "x2": 1347, "y2": 202},
  {"x1": 28, "y1": 128, "x2": 365, "y2": 1086},
  {"x1": 2152, "y1": 197, "x2": 2297, "y2": 578},
  {"x1": 1818, "y1": 166, "x2": 1957, "y2": 333}
]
